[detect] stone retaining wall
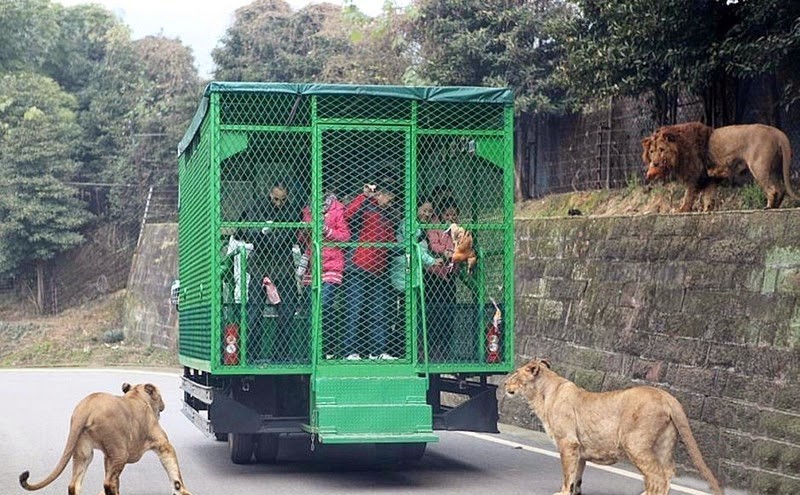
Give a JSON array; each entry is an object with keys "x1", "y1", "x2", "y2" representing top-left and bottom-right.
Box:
[{"x1": 501, "y1": 210, "x2": 800, "y2": 494}]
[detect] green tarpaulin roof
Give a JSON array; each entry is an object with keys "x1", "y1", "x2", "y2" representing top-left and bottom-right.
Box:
[{"x1": 178, "y1": 82, "x2": 513, "y2": 155}]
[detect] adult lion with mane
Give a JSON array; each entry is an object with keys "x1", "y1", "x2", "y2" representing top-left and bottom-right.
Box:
[
  {"x1": 642, "y1": 122, "x2": 799, "y2": 212},
  {"x1": 505, "y1": 359, "x2": 723, "y2": 495},
  {"x1": 19, "y1": 382, "x2": 192, "y2": 495}
]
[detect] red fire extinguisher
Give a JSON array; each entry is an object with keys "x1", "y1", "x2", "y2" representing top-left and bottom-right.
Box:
[
  {"x1": 223, "y1": 323, "x2": 239, "y2": 365},
  {"x1": 486, "y1": 298, "x2": 502, "y2": 363}
]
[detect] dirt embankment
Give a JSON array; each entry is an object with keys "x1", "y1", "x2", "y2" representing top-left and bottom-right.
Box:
[{"x1": 0, "y1": 290, "x2": 177, "y2": 368}]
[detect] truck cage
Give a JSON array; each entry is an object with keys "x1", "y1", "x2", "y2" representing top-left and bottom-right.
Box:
[{"x1": 177, "y1": 82, "x2": 515, "y2": 463}]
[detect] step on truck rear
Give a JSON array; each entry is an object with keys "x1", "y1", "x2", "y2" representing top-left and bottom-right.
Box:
[{"x1": 176, "y1": 82, "x2": 515, "y2": 464}]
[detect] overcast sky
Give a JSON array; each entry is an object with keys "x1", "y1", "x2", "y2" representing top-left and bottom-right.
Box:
[{"x1": 54, "y1": 0, "x2": 411, "y2": 79}]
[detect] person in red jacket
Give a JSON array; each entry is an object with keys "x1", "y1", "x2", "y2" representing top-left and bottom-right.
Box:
[
  {"x1": 297, "y1": 192, "x2": 351, "y2": 359},
  {"x1": 343, "y1": 184, "x2": 397, "y2": 360}
]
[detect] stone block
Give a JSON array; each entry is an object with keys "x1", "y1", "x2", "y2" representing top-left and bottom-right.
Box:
[
  {"x1": 705, "y1": 238, "x2": 761, "y2": 263},
  {"x1": 747, "y1": 469, "x2": 800, "y2": 495},
  {"x1": 664, "y1": 365, "x2": 725, "y2": 396},
  {"x1": 773, "y1": 383, "x2": 800, "y2": 411},
  {"x1": 538, "y1": 299, "x2": 565, "y2": 321},
  {"x1": 648, "y1": 312, "x2": 710, "y2": 339},
  {"x1": 759, "y1": 410, "x2": 800, "y2": 444},
  {"x1": 720, "y1": 430, "x2": 753, "y2": 465},
  {"x1": 543, "y1": 259, "x2": 574, "y2": 279},
  {"x1": 643, "y1": 334, "x2": 709, "y2": 366},
  {"x1": 571, "y1": 368, "x2": 605, "y2": 392},
  {"x1": 547, "y1": 279, "x2": 588, "y2": 300},
  {"x1": 651, "y1": 288, "x2": 685, "y2": 312},
  {"x1": 702, "y1": 396, "x2": 761, "y2": 432},
  {"x1": 776, "y1": 268, "x2": 800, "y2": 296},
  {"x1": 722, "y1": 371, "x2": 777, "y2": 407},
  {"x1": 707, "y1": 342, "x2": 747, "y2": 369},
  {"x1": 683, "y1": 263, "x2": 738, "y2": 290},
  {"x1": 752, "y1": 438, "x2": 800, "y2": 473}
]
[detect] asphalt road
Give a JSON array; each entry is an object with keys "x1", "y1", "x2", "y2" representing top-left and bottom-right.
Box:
[{"x1": 1, "y1": 369, "x2": 730, "y2": 495}]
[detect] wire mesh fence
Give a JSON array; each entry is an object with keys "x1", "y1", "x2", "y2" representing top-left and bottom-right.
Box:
[{"x1": 523, "y1": 89, "x2": 800, "y2": 199}]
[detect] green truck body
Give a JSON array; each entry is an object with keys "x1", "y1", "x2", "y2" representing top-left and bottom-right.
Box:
[{"x1": 177, "y1": 82, "x2": 515, "y2": 464}]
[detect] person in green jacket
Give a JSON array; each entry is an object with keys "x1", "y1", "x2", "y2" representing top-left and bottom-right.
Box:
[{"x1": 389, "y1": 200, "x2": 443, "y2": 357}]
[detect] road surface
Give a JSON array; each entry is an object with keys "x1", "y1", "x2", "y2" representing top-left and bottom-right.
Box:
[{"x1": 0, "y1": 369, "x2": 732, "y2": 495}]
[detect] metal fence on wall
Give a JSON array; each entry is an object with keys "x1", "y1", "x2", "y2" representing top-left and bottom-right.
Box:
[{"x1": 524, "y1": 91, "x2": 800, "y2": 199}]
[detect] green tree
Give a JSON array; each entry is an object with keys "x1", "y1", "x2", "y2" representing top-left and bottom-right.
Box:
[
  {"x1": 0, "y1": 73, "x2": 92, "y2": 313},
  {"x1": 321, "y1": 2, "x2": 413, "y2": 84},
  {"x1": 551, "y1": 0, "x2": 800, "y2": 123},
  {"x1": 43, "y1": 3, "x2": 121, "y2": 93},
  {"x1": 0, "y1": 0, "x2": 59, "y2": 72},
  {"x1": 411, "y1": 0, "x2": 572, "y2": 114},
  {"x1": 212, "y1": 0, "x2": 296, "y2": 81}
]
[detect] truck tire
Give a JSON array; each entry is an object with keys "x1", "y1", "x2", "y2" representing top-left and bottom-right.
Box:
[
  {"x1": 228, "y1": 433, "x2": 255, "y2": 464},
  {"x1": 254, "y1": 433, "x2": 280, "y2": 463}
]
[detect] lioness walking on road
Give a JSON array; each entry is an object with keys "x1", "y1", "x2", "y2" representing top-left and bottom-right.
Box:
[
  {"x1": 19, "y1": 382, "x2": 192, "y2": 495},
  {"x1": 505, "y1": 359, "x2": 723, "y2": 495}
]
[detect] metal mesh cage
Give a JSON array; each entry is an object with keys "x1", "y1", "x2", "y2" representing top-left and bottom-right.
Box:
[{"x1": 177, "y1": 83, "x2": 514, "y2": 374}]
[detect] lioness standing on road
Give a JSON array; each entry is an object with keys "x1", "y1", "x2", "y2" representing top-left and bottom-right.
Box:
[
  {"x1": 505, "y1": 359, "x2": 723, "y2": 495},
  {"x1": 19, "y1": 382, "x2": 192, "y2": 495}
]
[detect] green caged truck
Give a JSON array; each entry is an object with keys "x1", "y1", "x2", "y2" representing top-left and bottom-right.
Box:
[{"x1": 176, "y1": 82, "x2": 515, "y2": 464}]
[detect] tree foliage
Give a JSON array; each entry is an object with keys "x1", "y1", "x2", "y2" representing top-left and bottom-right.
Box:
[
  {"x1": 0, "y1": 0, "x2": 201, "y2": 307},
  {"x1": 551, "y1": 0, "x2": 800, "y2": 119},
  {"x1": 0, "y1": 73, "x2": 92, "y2": 310},
  {"x1": 213, "y1": 0, "x2": 411, "y2": 85},
  {"x1": 409, "y1": 0, "x2": 574, "y2": 114}
]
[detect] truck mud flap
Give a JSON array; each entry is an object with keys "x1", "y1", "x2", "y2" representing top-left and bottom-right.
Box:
[{"x1": 432, "y1": 382, "x2": 499, "y2": 433}]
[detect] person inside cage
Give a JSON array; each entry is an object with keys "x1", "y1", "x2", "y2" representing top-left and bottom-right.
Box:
[
  {"x1": 237, "y1": 182, "x2": 300, "y2": 362},
  {"x1": 297, "y1": 191, "x2": 351, "y2": 359},
  {"x1": 389, "y1": 199, "x2": 443, "y2": 357},
  {"x1": 424, "y1": 192, "x2": 460, "y2": 362},
  {"x1": 343, "y1": 182, "x2": 397, "y2": 360}
]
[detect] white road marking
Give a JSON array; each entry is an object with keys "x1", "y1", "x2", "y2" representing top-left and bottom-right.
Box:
[{"x1": 458, "y1": 431, "x2": 713, "y2": 495}]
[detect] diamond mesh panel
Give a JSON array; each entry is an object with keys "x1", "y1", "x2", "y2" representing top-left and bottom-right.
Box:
[
  {"x1": 318, "y1": 128, "x2": 409, "y2": 363},
  {"x1": 317, "y1": 95, "x2": 411, "y2": 122},
  {"x1": 416, "y1": 133, "x2": 507, "y2": 365},
  {"x1": 219, "y1": 92, "x2": 312, "y2": 127},
  {"x1": 418, "y1": 101, "x2": 505, "y2": 131},
  {"x1": 220, "y1": 129, "x2": 312, "y2": 367}
]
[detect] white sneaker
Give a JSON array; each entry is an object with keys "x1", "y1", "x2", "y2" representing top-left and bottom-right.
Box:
[
  {"x1": 378, "y1": 353, "x2": 397, "y2": 360},
  {"x1": 345, "y1": 353, "x2": 361, "y2": 361},
  {"x1": 325, "y1": 354, "x2": 335, "y2": 360}
]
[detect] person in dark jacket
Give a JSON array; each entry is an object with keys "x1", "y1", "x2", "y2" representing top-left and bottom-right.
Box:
[{"x1": 237, "y1": 183, "x2": 299, "y2": 362}]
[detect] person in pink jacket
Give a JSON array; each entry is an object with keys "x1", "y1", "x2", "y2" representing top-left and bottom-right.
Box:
[{"x1": 297, "y1": 192, "x2": 351, "y2": 358}]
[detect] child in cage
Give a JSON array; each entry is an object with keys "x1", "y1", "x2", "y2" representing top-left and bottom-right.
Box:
[
  {"x1": 297, "y1": 191, "x2": 351, "y2": 359},
  {"x1": 343, "y1": 183, "x2": 397, "y2": 360},
  {"x1": 389, "y1": 200, "x2": 443, "y2": 357}
]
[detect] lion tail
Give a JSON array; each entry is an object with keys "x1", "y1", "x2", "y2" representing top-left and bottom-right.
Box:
[
  {"x1": 19, "y1": 406, "x2": 88, "y2": 491},
  {"x1": 667, "y1": 396, "x2": 724, "y2": 495},
  {"x1": 779, "y1": 131, "x2": 800, "y2": 201}
]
